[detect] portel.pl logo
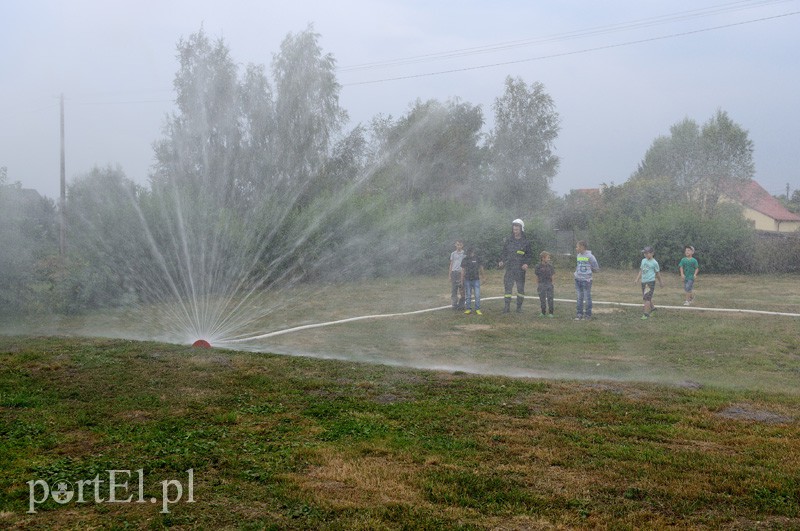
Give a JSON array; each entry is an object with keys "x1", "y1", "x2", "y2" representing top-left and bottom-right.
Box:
[{"x1": 27, "y1": 469, "x2": 194, "y2": 514}]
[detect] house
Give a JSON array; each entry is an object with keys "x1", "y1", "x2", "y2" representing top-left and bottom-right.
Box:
[{"x1": 719, "y1": 180, "x2": 800, "y2": 233}]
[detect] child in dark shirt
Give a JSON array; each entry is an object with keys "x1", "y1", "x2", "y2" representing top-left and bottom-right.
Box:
[
  {"x1": 534, "y1": 251, "x2": 555, "y2": 318},
  {"x1": 461, "y1": 247, "x2": 484, "y2": 315}
]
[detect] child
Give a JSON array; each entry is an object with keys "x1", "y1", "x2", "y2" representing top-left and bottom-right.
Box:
[
  {"x1": 449, "y1": 240, "x2": 465, "y2": 310},
  {"x1": 573, "y1": 240, "x2": 599, "y2": 320},
  {"x1": 635, "y1": 246, "x2": 663, "y2": 320},
  {"x1": 678, "y1": 245, "x2": 699, "y2": 305},
  {"x1": 534, "y1": 251, "x2": 555, "y2": 318},
  {"x1": 461, "y1": 247, "x2": 484, "y2": 315}
]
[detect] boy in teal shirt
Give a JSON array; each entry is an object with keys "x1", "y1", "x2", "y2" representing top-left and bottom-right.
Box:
[
  {"x1": 678, "y1": 245, "x2": 699, "y2": 305},
  {"x1": 634, "y1": 246, "x2": 663, "y2": 320}
]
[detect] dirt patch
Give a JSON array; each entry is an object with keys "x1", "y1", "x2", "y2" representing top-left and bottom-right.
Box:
[
  {"x1": 715, "y1": 404, "x2": 793, "y2": 424},
  {"x1": 291, "y1": 450, "x2": 421, "y2": 508}
]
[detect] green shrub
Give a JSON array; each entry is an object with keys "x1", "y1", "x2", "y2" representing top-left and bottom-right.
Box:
[{"x1": 588, "y1": 202, "x2": 756, "y2": 273}]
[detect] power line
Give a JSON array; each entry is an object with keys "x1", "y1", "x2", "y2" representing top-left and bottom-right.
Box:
[
  {"x1": 342, "y1": 11, "x2": 800, "y2": 87},
  {"x1": 0, "y1": 102, "x2": 60, "y2": 121},
  {"x1": 72, "y1": 99, "x2": 174, "y2": 106},
  {"x1": 0, "y1": 93, "x2": 173, "y2": 121},
  {"x1": 338, "y1": 0, "x2": 797, "y2": 73}
]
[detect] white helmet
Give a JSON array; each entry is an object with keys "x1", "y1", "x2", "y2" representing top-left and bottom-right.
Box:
[{"x1": 512, "y1": 218, "x2": 525, "y2": 232}]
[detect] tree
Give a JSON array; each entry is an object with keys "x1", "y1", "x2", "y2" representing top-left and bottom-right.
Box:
[
  {"x1": 633, "y1": 110, "x2": 754, "y2": 217},
  {"x1": 272, "y1": 25, "x2": 348, "y2": 203},
  {"x1": 784, "y1": 189, "x2": 800, "y2": 214},
  {"x1": 699, "y1": 109, "x2": 755, "y2": 215},
  {"x1": 487, "y1": 76, "x2": 560, "y2": 214},
  {"x1": 369, "y1": 98, "x2": 485, "y2": 201},
  {"x1": 238, "y1": 63, "x2": 277, "y2": 202},
  {"x1": 634, "y1": 118, "x2": 702, "y2": 203},
  {"x1": 63, "y1": 165, "x2": 146, "y2": 310},
  {"x1": 554, "y1": 188, "x2": 604, "y2": 231},
  {"x1": 321, "y1": 125, "x2": 368, "y2": 193},
  {"x1": 0, "y1": 173, "x2": 58, "y2": 314},
  {"x1": 151, "y1": 28, "x2": 244, "y2": 208}
]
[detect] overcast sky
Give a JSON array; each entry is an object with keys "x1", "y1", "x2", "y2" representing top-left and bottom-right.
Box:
[{"x1": 1, "y1": 0, "x2": 798, "y2": 200}]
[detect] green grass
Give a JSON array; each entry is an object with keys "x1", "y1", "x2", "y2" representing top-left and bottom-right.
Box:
[
  {"x1": 1, "y1": 270, "x2": 799, "y2": 528},
  {"x1": 218, "y1": 269, "x2": 799, "y2": 394}
]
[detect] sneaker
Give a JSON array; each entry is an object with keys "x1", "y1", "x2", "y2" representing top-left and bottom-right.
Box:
[
  {"x1": 548, "y1": 313, "x2": 554, "y2": 318},
  {"x1": 464, "y1": 309, "x2": 472, "y2": 315},
  {"x1": 584, "y1": 315, "x2": 592, "y2": 321},
  {"x1": 574, "y1": 315, "x2": 583, "y2": 321},
  {"x1": 651, "y1": 306, "x2": 658, "y2": 313},
  {"x1": 539, "y1": 313, "x2": 546, "y2": 318},
  {"x1": 683, "y1": 301, "x2": 690, "y2": 306},
  {"x1": 475, "y1": 310, "x2": 482, "y2": 315},
  {"x1": 641, "y1": 314, "x2": 649, "y2": 320}
]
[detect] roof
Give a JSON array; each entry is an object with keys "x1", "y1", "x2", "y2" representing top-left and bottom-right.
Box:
[
  {"x1": 572, "y1": 188, "x2": 601, "y2": 197},
  {"x1": 724, "y1": 180, "x2": 800, "y2": 222}
]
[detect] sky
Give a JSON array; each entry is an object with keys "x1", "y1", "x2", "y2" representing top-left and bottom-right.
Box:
[{"x1": 1, "y1": 0, "x2": 799, "y2": 200}]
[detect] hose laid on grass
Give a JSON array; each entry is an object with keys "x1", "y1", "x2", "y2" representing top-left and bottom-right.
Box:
[
  {"x1": 226, "y1": 296, "x2": 799, "y2": 344},
  {"x1": 226, "y1": 304, "x2": 453, "y2": 342}
]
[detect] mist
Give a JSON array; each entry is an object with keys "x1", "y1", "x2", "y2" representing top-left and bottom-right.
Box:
[{"x1": 2, "y1": 22, "x2": 799, "y2": 393}]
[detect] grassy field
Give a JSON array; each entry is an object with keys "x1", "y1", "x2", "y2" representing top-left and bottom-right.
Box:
[{"x1": 1, "y1": 270, "x2": 799, "y2": 528}]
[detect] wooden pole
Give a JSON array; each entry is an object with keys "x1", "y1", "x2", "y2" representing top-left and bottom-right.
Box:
[{"x1": 59, "y1": 93, "x2": 66, "y2": 255}]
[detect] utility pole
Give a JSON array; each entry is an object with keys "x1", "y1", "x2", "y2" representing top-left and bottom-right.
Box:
[{"x1": 59, "y1": 93, "x2": 66, "y2": 255}]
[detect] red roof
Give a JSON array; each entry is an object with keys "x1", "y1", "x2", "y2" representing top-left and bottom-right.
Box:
[
  {"x1": 725, "y1": 180, "x2": 800, "y2": 222},
  {"x1": 574, "y1": 188, "x2": 601, "y2": 196}
]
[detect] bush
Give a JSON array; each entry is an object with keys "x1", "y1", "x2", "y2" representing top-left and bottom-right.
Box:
[
  {"x1": 0, "y1": 185, "x2": 58, "y2": 316},
  {"x1": 694, "y1": 204, "x2": 755, "y2": 273},
  {"x1": 589, "y1": 202, "x2": 756, "y2": 273},
  {"x1": 749, "y1": 233, "x2": 800, "y2": 273}
]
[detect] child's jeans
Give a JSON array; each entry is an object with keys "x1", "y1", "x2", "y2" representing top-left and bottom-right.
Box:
[
  {"x1": 575, "y1": 279, "x2": 592, "y2": 317},
  {"x1": 465, "y1": 279, "x2": 481, "y2": 310},
  {"x1": 538, "y1": 283, "x2": 554, "y2": 314},
  {"x1": 450, "y1": 271, "x2": 465, "y2": 308}
]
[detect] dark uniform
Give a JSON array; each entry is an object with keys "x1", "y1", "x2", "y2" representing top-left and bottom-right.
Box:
[{"x1": 500, "y1": 233, "x2": 532, "y2": 312}]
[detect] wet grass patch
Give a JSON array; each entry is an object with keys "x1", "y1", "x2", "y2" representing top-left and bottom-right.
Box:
[
  {"x1": 2, "y1": 336, "x2": 798, "y2": 527},
  {"x1": 2, "y1": 270, "x2": 800, "y2": 527}
]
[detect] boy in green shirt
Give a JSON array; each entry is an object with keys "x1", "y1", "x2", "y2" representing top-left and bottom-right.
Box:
[{"x1": 679, "y1": 245, "x2": 699, "y2": 305}]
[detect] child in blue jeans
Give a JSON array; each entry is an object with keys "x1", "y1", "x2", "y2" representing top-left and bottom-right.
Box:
[
  {"x1": 573, "y1": 240, "x2": 599, "y2": 320},
  {"x1": 462, "y1": 247, "x2": 484, "y2": 315}
]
